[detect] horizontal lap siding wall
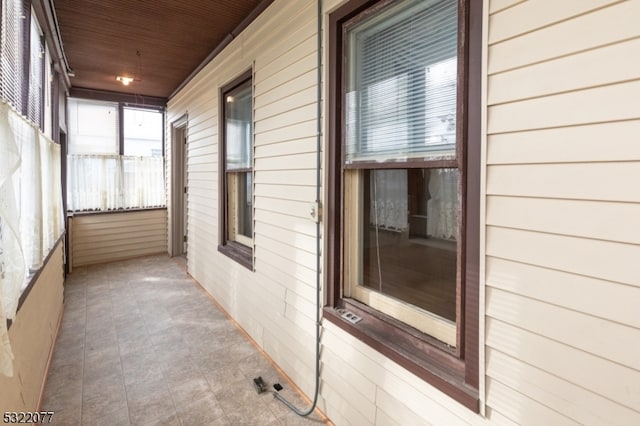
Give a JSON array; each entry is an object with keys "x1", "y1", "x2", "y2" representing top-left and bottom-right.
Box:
[
  {"x1": 167, "y1": 0, "x2": 324, "y2": 416},
  {"x1": 0, "y1": 244, "x2": 64, "y2": 412},
  {"x1": 485, "y1": 0, "x2": 640, "y2": 424},
  {"x1": 71, "y1": 210, "x2": 167, "y2": 267}
]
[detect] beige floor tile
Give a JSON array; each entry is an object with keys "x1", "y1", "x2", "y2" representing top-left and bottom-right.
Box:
[{"x1": 42, "y1": 255, "x2": 324, "y2": 426}]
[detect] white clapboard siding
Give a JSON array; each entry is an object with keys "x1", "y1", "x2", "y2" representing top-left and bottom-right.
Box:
[
  {"x1": 486, "y1": 162, "x2": 640, "y2": 202},
  {"x1": 254, "y1": 220, "x2": 316, "y2": 253},
  {"x1": 486, "y1": 0, "x2": 640, "y2": 423},
  {"x1": 487, "y1": 286, "x2": 640, "y2": 370},
  {"x1": 487, "y1": 226, "x2": 640, "y2": 287},
  {"x1": 486, "y1": 377, "x2": 580, "y2": 426},
  {"x1": 487, "y1": 120, "x2": 640, "y2": 164},
  {"x1": 486, "y1": 257, "x2": 640, "y2": 328},
  {"x1": 487, "y1": 348, "x2": 640, "y2": 425},
  {"x1": 486, "y1": 196, "x2": 640, "y2": 244},
  {"x1": 256, "y1": 104, "x2": 316, "y2": 139},
  {"x1": 165, "y1": 0, "x2": 640, "y2": 423},
  {"x1": 254, "y1": 182, "x2": 317, "y2": 202},
  {"x1": 488, "y1": 0, "x2": 640, "y2": 73},
  {"x1": 0, "y1": 244, "x2": 64, "y2": 412},
  {"x1": 253, "y1": 245, "x2": 316, "y2": 288},
  {"x1": 255, "y1": 136, "x2": 317, "y2": 158},
  {"x1": 255, "y1": 71, "x2": 316, "y2": 113},
  {"x1": 166, "y1": 0, "x2": 327, "y2": 414},
  {"x1": 488, "y1": 37, "x2": 640, "y2": 105},
  {"x1": 71, "y1": 210, "x2": 167, "y2": 267},
  {"x1": 488, "y1": 0, "x2": 620, "y2": 44},
  {"x1": 255, "y1": 52, "x2": 317, "y2": 97},
  {"x1": 322, "y1": 322, "x2": 481, "y2": 425},
  {"x1": 486, "y1": 318, "x2": 640, "y2": 412},
  {"x1": 488, "y1": 0, "x2": 526, "y2": 15}
]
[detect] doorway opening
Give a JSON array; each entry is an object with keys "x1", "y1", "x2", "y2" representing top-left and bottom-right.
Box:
[{"x1": 171, "y1": 115, "x2": 188, "y2": 258}]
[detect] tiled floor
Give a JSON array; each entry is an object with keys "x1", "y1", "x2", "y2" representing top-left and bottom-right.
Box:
[{"x1": 41, "y1": 255, "x2": 327, "y2": 426}]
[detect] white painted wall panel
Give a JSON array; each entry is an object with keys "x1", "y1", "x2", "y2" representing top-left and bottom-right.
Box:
[{"x1": 488, "y1": 81, "x2": 640, "y2": 133}]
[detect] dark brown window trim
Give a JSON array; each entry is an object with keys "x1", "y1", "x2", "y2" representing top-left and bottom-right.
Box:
[
  {"x1": 325, "y1": 0, "x2": 482, "y2": 411},
  {"x1": 344, "y1": 158, "x2": 459, "y2": 170},
  {"x1": 218, "y1": 69, "x2": 254, "y2": 271},
  {"x1": 7, "y1": 235, "x2": 64, "y2": 331},
  {"x1": 69, "y1": 87, "x2": 166, "y2": 108}
]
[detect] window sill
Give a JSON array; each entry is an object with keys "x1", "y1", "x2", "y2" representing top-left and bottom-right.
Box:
[
  {"x1": 323, "y1": 299, "x2": 479, "y2": 412},
  {"x1": 67, "y1": 206, "x2": 167, "y2": 217},
  {"x1": 218, "y1": 241, "x2": 253, "y2": 270}
]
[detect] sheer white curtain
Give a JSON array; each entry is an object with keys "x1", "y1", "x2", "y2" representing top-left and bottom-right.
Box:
[
  {"x1": 0, "y1": 102, "x2": 24, "y2": 377},
  {"x1": 370, "y1": 170, "x2": 408, "y2": 231},
  {"x1": 68, "y1": 154, "x2": 164, "y2": 211},
  {"x1": 427, "y1": 168, "x2": 458, "y2": 240},
  {"x1": 0, "y1": 101, "x2": 64, "y2": 376}
]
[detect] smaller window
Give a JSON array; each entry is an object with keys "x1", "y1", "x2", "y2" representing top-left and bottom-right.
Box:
[
  {"x1": 219, "y1": 71, "x2": 254, "y2": 269},
  {"x1": 123, "y1": 107, "x2": 163, "y2": 157},
  {"x1": 66, "y1": 98, "x2": 165, "y2": 212},
  {"x1": 68, "y1": 98, "x2": 119, "y2": 154}
]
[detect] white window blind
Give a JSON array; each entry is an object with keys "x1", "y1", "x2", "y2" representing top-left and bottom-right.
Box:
[
  {"x1": 0, "y1": 0, "x2": 25, "y2": 110},
  {"x1": 225, "y1": 83, "x2": 252, "y2": 170},
  {"x1": 345, "y1": 0, "x2": 457, "y2": 163},
  {"x1": 27, "y1": 11, "x2": 44, "y2": 127}
]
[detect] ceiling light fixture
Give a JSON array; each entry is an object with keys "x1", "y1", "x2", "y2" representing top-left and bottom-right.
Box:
[{"x1": 116, "y1": 75, "x2": 134, "y2": 86}]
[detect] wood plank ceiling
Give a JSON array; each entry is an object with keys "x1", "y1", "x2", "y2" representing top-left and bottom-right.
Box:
[{"x1": 54, "y1": 0, "x2": 266, "y2": 99}]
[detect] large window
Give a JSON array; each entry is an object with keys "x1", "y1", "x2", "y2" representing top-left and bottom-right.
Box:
[
  {"x1": 326, "y1": 0, "x2": 481, "y2": 410},
  {"x1": 219, "y1": 71, "x2": 253, "y2": 269},
  {"x1": 1, "y1": 1, "x2": 46, "y2": 130},
  {"x1": 66, "y1": 98, "x2": 165, "y2": 212},
  {"x1": 0, "y1": 0, "x2": 62, "y2": 378}
]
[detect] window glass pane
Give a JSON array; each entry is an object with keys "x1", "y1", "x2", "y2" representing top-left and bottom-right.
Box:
[
  {"x1": 123, "y1": 107, "x2": 163, "y2": 156},
  {"x1": 225, "y1": 81, "x2": 252, "y2": 170},
  {"x1": 66, "y1": 99, "x2": 165, "y2": 212},
  {"x1": 236, "y1": 171, "x2": 252, "y2": 238},
  {"x1": 67, "y1": 98, "x2": 119, "y2": 154},
  {"x1": 360, "y1": 168, "x2": 458, "y2": 323},
  {"x1": 345, "y1": 0, "x2": 457, "y2": 163},
  {"x1": 226, "y1": 171, "x2": 253, "y2": 243}
]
